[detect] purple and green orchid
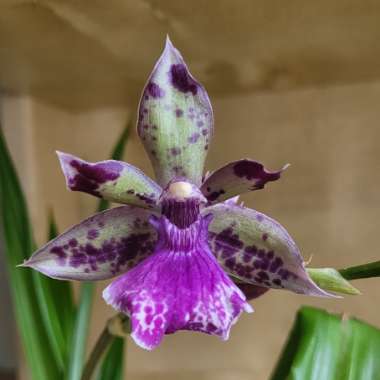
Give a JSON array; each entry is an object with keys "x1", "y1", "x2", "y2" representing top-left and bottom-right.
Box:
[{"x1": 22, "y1": 37, "x2": 334, "y2": 351}]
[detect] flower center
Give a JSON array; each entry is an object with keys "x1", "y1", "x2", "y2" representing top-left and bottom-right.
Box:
[{"x1": 159, "y1": 180, "x2": 206, "y2": 229}]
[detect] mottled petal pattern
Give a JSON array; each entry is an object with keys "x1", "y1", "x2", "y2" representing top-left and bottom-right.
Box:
[
  {"x1": 204, "y1": 204, "x2": 332, "y2": 297},
  {"x1": 137, "y1": 37, "x2": 213, "y2": 187},
  {"x1": 201, "y1": 159, "x2": 288, "y2": 203},
  {"x1": 103, "y1": 215, "x2": 252, "y2": 350},
  {"x1": 22, "y1": 206, "x2": 157, "y2": 280},
  {"x1": 57, "y1": 152, "x2": 161, "y2": 209}
]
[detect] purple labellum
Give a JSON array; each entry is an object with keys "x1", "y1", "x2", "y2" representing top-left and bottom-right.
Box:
[{"x1": 103, "y1": 215, "x2": 252, "y2": 350}]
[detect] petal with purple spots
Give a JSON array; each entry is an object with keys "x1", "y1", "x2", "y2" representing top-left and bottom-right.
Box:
[
  {"x1": 21, "y1": 206, "x2": 157, "y2": 280},
  {"x1": 201, "y1": 159, "x2": 288, "y2": 204},
  {"x1": 103, "y1": 215, "x2": 252, "y2": 350},
  {"x1": 137, "y1": 37, "x2": 213, "y2": 187},
  {"x1": 203, "y1": 203, "x2": 333, "y2": 297},
  {"x1": 57, "y1": 152, "x2": 162, "y2": 209}
]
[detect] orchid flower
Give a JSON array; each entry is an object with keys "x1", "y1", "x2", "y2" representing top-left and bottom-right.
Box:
[{"x1": 22, "y1": 37, "x2": 333, "y2": 351}]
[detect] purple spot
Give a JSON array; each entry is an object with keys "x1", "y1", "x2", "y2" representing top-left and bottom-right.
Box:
[
  {"x1": 69, "y1": 159, "x2": 122, "y2": 197},
  {"x1": 155, "y1": 304, "x2": 164, "y2": 313},
  {"x1": 201, "y1": 129, "x2": 208, "y2": 136},
  {"x1": 197, "y1": 121, "x2": 204, "y2": 128},
  {"x1": 175, "y1": 108, "x2": 184, "y2": 117},
  {"x1": 262, "y1": 233, "x2": 268, "y2": 241},
  {"x1": 87, "y1": 229, "x2": 99, "y2": 240},
  {"x1": 256, "y1": 214, "x2": 264, "y2": 222},
  {"x1": 206, "y1": 189, "x2": 225, "y2": 202},
  {"x1": 225, "y1": 257, "x2": 236, "y2": 270},
  {"x1": 269, "y1": 257, "x2": 283, "y2": 273},
  {"x1": 62, "y1": 232, "x2": 154, "y2": 273},
  {"x1": 170, "y1": 64, "x2": 198, "y2": 95},
  {"x1": 69, "y1": 239, "x2": 78, "y2": 247},
  {"x1": 257, "y1": 271, "x2": 269, "y2": 280},
  {"x1": 188, "y1": 133, "x2": 200, "y2": 144},
  {"x1": 245, "y1": 245, "x2": 257, "y2": 255},
  {"x1": 233, "y1": 160, "x2": 281, "y2": 189},
  {"x1": 211, "y1": 227, "x2": 243, "y2": 259},
  {"x1": 147, "y1": 81, "x2": 165, "y2": 98},
  {"x1": 145, "y1": 314, "x2": 153, "y2": 325},
  {"x1": 170, "y1": 147, "x2": 181, "y2": 156}
]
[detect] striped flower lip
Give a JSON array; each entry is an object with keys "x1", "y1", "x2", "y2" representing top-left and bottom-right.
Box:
[{"x1": 22, "y1": 37, "x2": 335, "y2": 351}]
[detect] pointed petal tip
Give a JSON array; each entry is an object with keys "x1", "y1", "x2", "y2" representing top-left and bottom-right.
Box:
[
  {"x1": 16, "y1": 260, "x2": 28, "y2": 268},
  {"x1": 244, "y1": 303, "x2": 254, "y2": 313},
  {"x1": 165, "y1": 34, "x2": 173, "y2": 48}
]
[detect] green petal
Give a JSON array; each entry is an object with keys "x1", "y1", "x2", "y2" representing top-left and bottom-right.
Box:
[{"x1": 137, "y1": 37, "x2": 213, "y2": 187}]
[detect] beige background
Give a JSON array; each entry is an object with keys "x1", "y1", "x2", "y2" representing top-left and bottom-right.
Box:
[{"x1": 1, "y1": 1, "x2": 380, "y2": 379}]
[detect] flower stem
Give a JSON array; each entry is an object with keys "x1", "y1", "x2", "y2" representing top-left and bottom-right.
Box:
[
  {"x1": 80, "y1": 326, "x2": 114, "y2": 380},
  {"x1": 81, "y1": 313, "x2": 129, "y2": 380},
  {"x1": 68, "y1": 282, "x2": 94, "y2": 380}
]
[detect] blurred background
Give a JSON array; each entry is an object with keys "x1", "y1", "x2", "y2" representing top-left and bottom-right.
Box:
[{"x1": 1, "y1": 1, "x2": 380, "y2": 379}]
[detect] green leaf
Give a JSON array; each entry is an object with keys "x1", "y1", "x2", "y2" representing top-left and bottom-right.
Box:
[
  {"x1": 31, "y1": 212, "x2": 76, "y2": 373},
  {"x1": 47, "y1": 212, "x2": 76, "y2": 342},
  {"x1": 68, "y1": 122, "x2": 130, "y2": 380},
  {"x1": 270, "y1": 306, "x2": 380, "y2": 380},
  {"x1": 0, "y1": 127, "x2": 60, "y2": 380},
  {"x1": 67, "y1": 282, "x2": 94, "y2": 380},
  {"x1": 307, "y1": 268, "x2": 361, "y2": 295},
  {"x1": 97, "y1": 337, "x2": 125, "y2": 380},
  {"x1": 339, "y1": 261, "x2": 380, "y2": 281}
]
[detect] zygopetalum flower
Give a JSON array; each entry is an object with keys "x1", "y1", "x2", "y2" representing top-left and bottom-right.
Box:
[{"x1": 22, "y1": 37, "x2": 332, "y2": 350}]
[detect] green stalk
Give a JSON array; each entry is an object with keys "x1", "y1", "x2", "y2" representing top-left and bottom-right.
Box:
[
  {"x1": 67, "y1": 283, "x2": 94, "y2": 380},
  {"x1": 80, "y1": 327, "x2": 115, "y2": 380},
  {"x1": 339, "y1": 260, "x2": 380, "y2": 280}
]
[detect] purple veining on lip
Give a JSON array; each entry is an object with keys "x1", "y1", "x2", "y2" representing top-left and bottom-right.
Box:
[
  {"x1": 147, "y1": 82, "x2": 165, "y2": 98},
  {"x1": 103, "y1": 215, "x2": 252, "y2": 350},
  {"x1": 170, "y1": 64, "x2": 198, "y2": 95}
]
